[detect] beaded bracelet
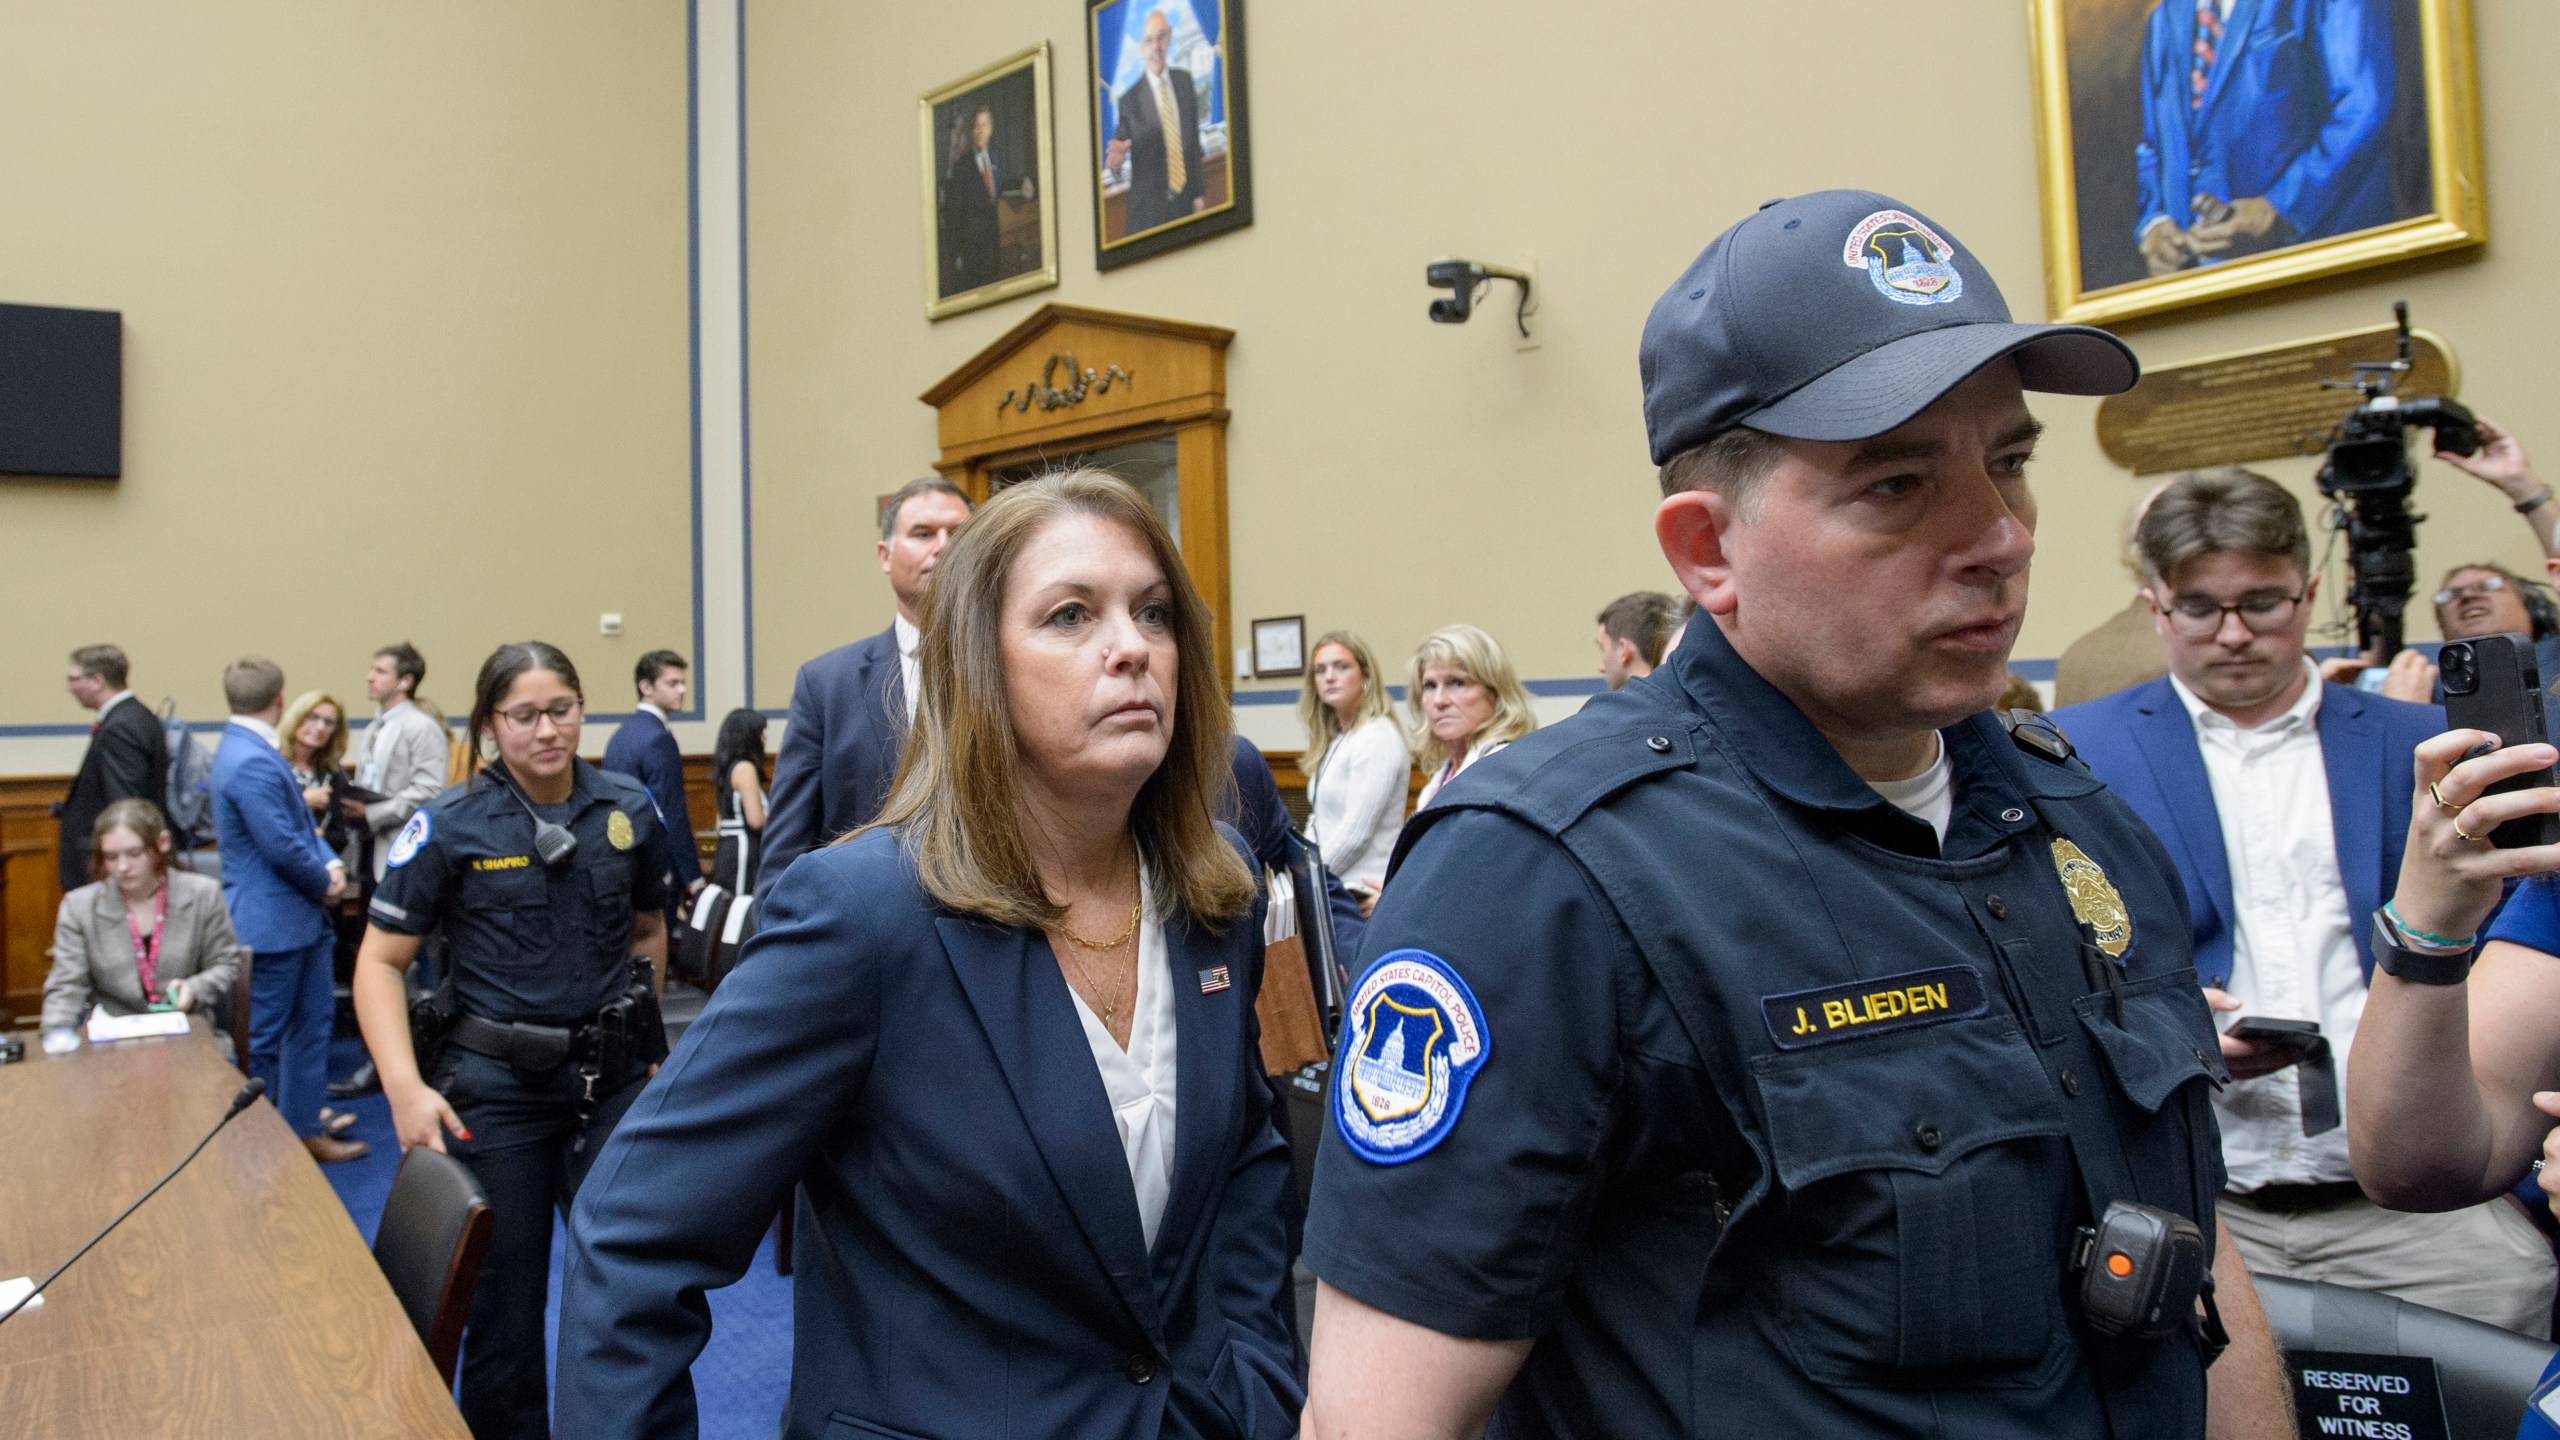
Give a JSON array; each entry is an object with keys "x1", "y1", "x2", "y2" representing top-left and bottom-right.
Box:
[{"x1": 2383, "y1": 898, "x2": 2477, "y2": 951}]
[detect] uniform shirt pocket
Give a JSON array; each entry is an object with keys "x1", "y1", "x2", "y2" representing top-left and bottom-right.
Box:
[
  {"x1": 460, "y1": 864, "x2": 553, "y2": 953},
  {"x1": 1750, "y1": 1013, "x2": 2073, "y2": 1386}
]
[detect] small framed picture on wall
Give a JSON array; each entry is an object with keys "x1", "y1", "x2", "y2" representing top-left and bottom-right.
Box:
[
  {"x1": 1250, "y1": 615, "x2": 1304, "y2": 679},
  {"x1": 1086, "y1": 0, "x2": 1252, "y2": 271},
  {"x1": 920, "y1": 43, "x2": 1059, "y2": 321}
]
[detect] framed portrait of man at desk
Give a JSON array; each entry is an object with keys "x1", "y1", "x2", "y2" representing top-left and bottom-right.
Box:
[
  {"x1": 2027, "y1": 0, "x2": 2483, "y2": 327},
  {"x1": 1086, "y1": 0, "x2": 1253, "y2": 271},
  {"x1": 919, "y1": 43, "x2": 1058, "y2": 321}
]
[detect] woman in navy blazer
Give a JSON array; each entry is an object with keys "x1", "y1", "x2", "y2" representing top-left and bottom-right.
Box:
[{"x1": 559, "y1": 471, "x2": 1301, "y2": 1440}]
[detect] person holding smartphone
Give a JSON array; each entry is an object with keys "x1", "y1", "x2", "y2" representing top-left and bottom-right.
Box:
[{"x1": 2051, "y1": 468, "x2": 2557, "y2": 1338}]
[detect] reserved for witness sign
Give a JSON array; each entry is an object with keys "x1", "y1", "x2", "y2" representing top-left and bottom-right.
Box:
[{"x1": 2286, "y1": 1351, "x2": 2450, "y2": 1440}]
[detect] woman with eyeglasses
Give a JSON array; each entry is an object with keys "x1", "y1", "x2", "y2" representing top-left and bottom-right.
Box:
[{"x1": 350, "y1": 641, "x2": 675, "y2": 1440}]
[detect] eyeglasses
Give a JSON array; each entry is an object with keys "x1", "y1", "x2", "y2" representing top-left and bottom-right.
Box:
[
  {"x1": 493, "y1": 698, "x2": 583, "y2": 732},
  {"x1": 2153, "y1": 591, "x2": 2305, "y2": 639},
  {"x1": 2434, "y1": 574, "x2": 2511, "y2": 608}
]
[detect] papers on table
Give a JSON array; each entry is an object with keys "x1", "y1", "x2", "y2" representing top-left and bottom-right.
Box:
[
  {"x1": 0, "y1": 1276, "x2": 42, "y2": 1315},
  {"x1": 84, "y1": 1010, "x2": 190, "y2": 1043}
]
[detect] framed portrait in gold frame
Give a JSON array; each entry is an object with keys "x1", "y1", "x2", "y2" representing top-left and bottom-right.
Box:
[
  {"x1": 920, "y1": 43, "x2": 1059, "y2": 321},
  {"x1": 2027, "y1": 0, "x2": 2483, "y2": 328}
]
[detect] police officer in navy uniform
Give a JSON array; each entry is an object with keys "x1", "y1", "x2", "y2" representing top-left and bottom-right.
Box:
[
  {"x1": 1297, "y1": 192, "x2": 2295, "y2": 1439},
  {"x1": 353, "y1": 641, "x2": 674, "y2": 1440}
]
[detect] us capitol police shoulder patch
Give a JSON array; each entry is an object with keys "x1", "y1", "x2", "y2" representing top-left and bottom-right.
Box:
[
  {"x1": 1334, "y1": 948, "x2": 1490, "y2": 1165},
  {"x1": 386, "y1": 811, "x2": 431, "y2": 869}
]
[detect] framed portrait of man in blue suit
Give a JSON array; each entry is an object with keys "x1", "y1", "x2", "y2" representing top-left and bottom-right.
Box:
[
  {"x1": 2028, "y1": 0, "x2": 2483, "y2": 326},
  {"x1": 1086, "y1": 0, "x2": 1254, "y2": 271},
  {"x1": 919, "y1": 43, "x2": 1059, "y2": 321}
]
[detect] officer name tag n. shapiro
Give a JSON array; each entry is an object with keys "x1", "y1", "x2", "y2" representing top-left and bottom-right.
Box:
[{"x1": 1760, "y1": 966, "x2": 1989, "y2": 1050}]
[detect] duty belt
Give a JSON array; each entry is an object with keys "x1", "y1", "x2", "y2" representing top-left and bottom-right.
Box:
[{"x1": 449, "y1": 1013, "x2": 588, "y2": 1072}]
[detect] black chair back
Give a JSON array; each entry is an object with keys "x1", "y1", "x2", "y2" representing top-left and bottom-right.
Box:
[
  {"x1": 708, "y1": 893, "x2": 756, "y2": 991},
  {"x1": 674, "y1": 884, "x2": 731, "y2": 987},
  {"x1": 372, "y1": 1145, "x2": 494, "y2": 1386},
  {"x1": 2254, "y1": 1273, "x2": 2557, "y2": 1440}
]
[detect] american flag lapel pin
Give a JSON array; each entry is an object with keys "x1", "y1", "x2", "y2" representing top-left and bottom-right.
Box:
[{"x1": 1198, "y1": 966, "x2": 1232, "y2": 994}]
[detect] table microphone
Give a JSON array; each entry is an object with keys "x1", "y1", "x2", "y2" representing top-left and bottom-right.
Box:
[{"x1": 0, "y1": 1077, "x2": 266, "y2": 1326}]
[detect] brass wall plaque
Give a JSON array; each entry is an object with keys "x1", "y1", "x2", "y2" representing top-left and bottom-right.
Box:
[{"x1": 2095, "y1": 324, "x2": 2459, "y2": 476}]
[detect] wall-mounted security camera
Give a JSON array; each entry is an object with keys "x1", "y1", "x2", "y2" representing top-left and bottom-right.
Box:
[{"x1": 1426, "y1": 258, "x2": 1536, "y2": 338}]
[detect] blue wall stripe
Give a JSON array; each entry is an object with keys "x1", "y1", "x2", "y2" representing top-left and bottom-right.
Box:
[{"x1": 735, "y1": 0, "x2": 756, "y2": 713}]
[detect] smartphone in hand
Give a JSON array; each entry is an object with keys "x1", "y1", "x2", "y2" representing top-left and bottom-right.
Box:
[
  {"x1": 2226, "y1": 1016, "x2": 2321, "y2": 1050},
  {"x1": 2439, "y1": 634, "x2": 2560, "y2": 848}
]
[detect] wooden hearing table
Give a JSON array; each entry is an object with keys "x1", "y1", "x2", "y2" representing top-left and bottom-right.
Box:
[{"x1": 0, "y1": 1021, "x2": 468, "y2": 1437}]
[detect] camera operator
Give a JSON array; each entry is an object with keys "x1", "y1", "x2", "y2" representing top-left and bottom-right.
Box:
[{"x1": 2322, "y1": 416, "x2": 2550, "y2": 706}]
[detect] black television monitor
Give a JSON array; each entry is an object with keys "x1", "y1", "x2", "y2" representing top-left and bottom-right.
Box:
[{"x1": 0, "y1": 302, "x2": 122, "y2": 478}]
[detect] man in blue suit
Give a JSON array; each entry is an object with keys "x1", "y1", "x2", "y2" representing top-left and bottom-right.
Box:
[
  {"x1": 208, "y1": 658, "x2": 367, "y2": 1163},
  {"x1": 2134, "y1": 0, "x2": 2400, "y2": 276},
  {"x1": 759, "y1": 476, "x2": 974, "y2": 901},
  {"x1": 2053, "y1": 469, "x2": 2555, "y2": 1334},
  {"x1": 602, "y1": 649, "x2": 703, "y2": 911}
]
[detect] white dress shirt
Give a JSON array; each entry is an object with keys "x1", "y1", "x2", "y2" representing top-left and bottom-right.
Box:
[
  {"x1": 636, "y1": 701, "x2": 669, "y2": 724},
  {"x1": 1305, "y1": 715, "x2": 1410, "y2": 892},
  {"x1": 95, "y1": 689, "x2": 136, "y2": 723},
  {"x1": 895, "y1": 614, "x2": 922, "y2": 726},
  {"x1": 228, "y1": 712, "x2": 281, "y2": 748},
  {"x1": 1065, "y1": 870, "x2": 1179, "y2": 1250},
  {"x1": 2170, "y1": 662, "x2": 2363, "y2": 1190},
  {"x1": 1414, "y1": 737, "x2": 1511, "y2": 812}
]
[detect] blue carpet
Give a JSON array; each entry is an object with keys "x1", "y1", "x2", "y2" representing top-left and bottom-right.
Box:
[{"x1": 323, "y1": 1036, "x2": 791, "y2": 1439}]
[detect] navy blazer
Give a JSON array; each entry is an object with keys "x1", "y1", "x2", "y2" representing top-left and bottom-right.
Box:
[
  {"x1": 2050, "y1": 676, "x2": 2441, "y2": 988},
  {"x1": 759, "y1": 626, "x2": 907, "y2": 903},
  {"x1": 558, "y1": 827, "x2": 1302, "y2": 1440},
  {"x1": 206, "y1": 721, "x2": 339, "y2": 953},
  {"x1": 602, "y1": 709, "x2": 702, "y2": 889}
]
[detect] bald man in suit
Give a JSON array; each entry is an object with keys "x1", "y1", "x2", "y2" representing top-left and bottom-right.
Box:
[{"x1": 1105, "y1": 8, "x2": 1207, "y2": 237}]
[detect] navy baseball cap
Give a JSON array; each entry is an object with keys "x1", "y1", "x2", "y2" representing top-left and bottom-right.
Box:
[{"x1": 1640, "y1": 190, "x2": 2138, "y2": 464}]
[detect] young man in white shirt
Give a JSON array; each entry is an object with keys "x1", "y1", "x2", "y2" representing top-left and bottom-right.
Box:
[{"x1": 2052, "y1": 467, "x2": 2556, "y2": 1335}]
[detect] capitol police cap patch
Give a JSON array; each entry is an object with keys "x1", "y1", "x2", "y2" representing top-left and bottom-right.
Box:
[
  {"x1": 1335, "y1": 949, "x2": 1490, "y2": 1165},
  {"x1": 1639, "y1": 189, "x2": 2138, "y2": 462}
]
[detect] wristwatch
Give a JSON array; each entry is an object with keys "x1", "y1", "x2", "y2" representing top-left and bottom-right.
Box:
[{"x1": 2370, "y1": 911, "x2": 2478, "y2": 986}]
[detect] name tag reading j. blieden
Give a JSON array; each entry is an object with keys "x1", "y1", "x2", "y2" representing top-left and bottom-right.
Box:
[{"x1": 1760, "y1": 966, "x2": 1989, "y2": 1050}]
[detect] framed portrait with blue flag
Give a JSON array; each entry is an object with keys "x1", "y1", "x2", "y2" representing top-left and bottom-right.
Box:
[
  {"x1": 1087, "y1": 0, "x2": 1253, "y2": 270},
  {"x1": 2027, "y1": 0, "x2": 2483, "y2": 326}
]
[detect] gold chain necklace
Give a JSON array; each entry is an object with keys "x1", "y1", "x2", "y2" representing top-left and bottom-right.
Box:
[{"x1": 1057, "y1": 897, "x2": 1143, "y2": 951}]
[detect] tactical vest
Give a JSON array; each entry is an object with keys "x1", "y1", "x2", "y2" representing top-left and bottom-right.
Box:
[{"x1": 1403, "y1": 685, "x2": 2227, "y2": 1438}]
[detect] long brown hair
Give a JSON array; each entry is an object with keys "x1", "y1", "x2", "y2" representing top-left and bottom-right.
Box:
[
  {"x1": 858, "y1": 470, "x2": 1254, "y2": 929},
  {"x1": 1297, "y1": 630, "x2": 1400, "y2": 779}
]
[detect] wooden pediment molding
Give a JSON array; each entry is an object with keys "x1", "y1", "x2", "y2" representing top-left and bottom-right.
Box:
[{"x1": 920, "y1": 303, "x2": 1234, "y2": 465}]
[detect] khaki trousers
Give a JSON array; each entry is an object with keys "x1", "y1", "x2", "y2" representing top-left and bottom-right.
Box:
[{"x1": 2219, "y1": 1190, "x2": 2556, "y2": 1339}]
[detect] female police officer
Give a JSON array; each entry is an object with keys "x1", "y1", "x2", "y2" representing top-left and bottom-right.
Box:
[
  {"x1": 353, "y1": 641, "x2": 673, "y2": 1440},
  {"x1": 554, "y1": 472, "x2": 1301, "y2": 1440}
]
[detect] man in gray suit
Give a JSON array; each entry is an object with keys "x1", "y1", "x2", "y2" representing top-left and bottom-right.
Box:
[{"x1": 350, "y1": 641, "x2": 447, "y2": 880}]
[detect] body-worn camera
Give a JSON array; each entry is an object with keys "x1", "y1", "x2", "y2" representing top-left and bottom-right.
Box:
[
  {"x1": 2315, "y1": 301, "x2": 2479, "y2": 658},
  {"x1": 2074, "y1": 1200, "x2": 2211, "y2": 1342}
]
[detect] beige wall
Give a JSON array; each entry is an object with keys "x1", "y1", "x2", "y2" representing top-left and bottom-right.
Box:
[
  {"x1": 746, "y1": 0, "x2": 2559, "y2": 721},
  {"x1": 0, "y1": 1, "x2": 694, "y2": 744}
]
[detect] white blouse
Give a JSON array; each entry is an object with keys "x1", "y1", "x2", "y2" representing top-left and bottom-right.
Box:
[
  {"x1": 1065, "y1": 870, "x2": 1179, "y2": 1250},
  {"x1": 1414, "y1": 736, "x2": 1511, "y2": 812},
  {"x1": 1304, "y1": 715, "x2": 1410, "y2": 892}
]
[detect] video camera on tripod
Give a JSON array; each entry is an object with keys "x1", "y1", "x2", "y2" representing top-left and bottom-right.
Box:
[{"x1": 2315, "y1": 301, "x2": 2480, "y2": 659}]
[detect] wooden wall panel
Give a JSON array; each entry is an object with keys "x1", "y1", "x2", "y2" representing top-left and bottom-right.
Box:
[{"x1": 2, "y1": 777, "x2": 73, "y2": 1026}]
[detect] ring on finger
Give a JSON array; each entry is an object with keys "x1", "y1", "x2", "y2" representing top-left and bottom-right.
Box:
[
  {"x1": 2430, "y1": 780, "x2": 2463, "y2": 815},
  {"x1": 2454, "y1": 819, "x2": 2487, "y2": 844}
]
